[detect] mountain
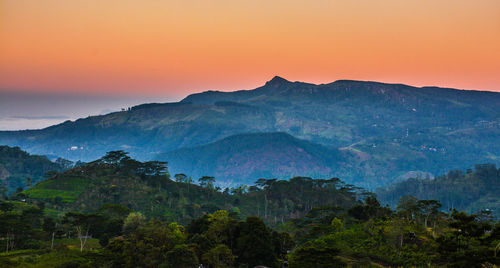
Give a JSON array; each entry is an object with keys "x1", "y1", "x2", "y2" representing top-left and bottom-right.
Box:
[
  {"x1": 157, "y1": 132, "x2": 346, "y2": 185},
  {"x1": 157, "y1": 132, "x2": 422, "y2": 187},
  {"x1": 0, "y1": 145, "x2": 65, "y2": 193},
  {"x1": 1, "y1": 77, "x2": 500, "y2": 187}
]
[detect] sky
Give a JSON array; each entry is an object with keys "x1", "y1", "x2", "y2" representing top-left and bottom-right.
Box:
[{"x1": 1, "y1": 0, "x2": 500, "y2": 130}]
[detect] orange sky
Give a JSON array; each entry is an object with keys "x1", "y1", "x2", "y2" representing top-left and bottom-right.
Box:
[{"x1": 1, "y1": 0, "x2": 500, "y2": 97}]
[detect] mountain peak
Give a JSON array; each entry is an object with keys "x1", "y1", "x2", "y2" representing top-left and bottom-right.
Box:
[{"x1": 265, "y1": 76, "x2": 290, "y2": 86}]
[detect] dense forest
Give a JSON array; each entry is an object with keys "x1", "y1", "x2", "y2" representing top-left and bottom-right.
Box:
[
  {"x1": 377, "y1": 164, "x2": 500, "y2": 217},
  {"x1": 0, "y1": 150, "x2": 499, "y2": 267},
  {"x1": 0, "y1": 193, "x2": 499, "y2": 267},
  {"x1": 16, "y1": 151, "x2": 360, "y2": 225}
]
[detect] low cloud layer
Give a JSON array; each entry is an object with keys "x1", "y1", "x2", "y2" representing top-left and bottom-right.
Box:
[{"x1": 0, "y1": 91, "x2": 173, "y2": 130}]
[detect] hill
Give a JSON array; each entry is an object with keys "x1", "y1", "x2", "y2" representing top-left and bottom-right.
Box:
[
  {"x1": 376, "y1": 163, "x2": 500, "y2": 216},
  {"x1": 1, "y1": 77, "x2": 500, "y2": 187},
  {"x1": 0, "y1": 146, "x2": 66, "y2": 194},
  {"x1": 157, "y1": 132, "x2": 346, "y2": 185},
  {"x1": 19, "y1": 152, "x2": 359, "y2": 224},
  {"x1": 157, "y1": 132, "x2": 411, "y2": 187}
]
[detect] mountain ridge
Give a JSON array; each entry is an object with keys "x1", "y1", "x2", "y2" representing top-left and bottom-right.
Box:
[
  {"x1": 1, "y1": 77, "x2": 499, "y2": 187},
  {"x1": 182, "y1": 76, "x2": 500, "y2": 105},
  {"x1": 156, "y1": 132, "x2": 347, "y2": 185}
]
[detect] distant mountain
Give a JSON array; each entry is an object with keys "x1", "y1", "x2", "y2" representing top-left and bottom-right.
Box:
[
  {"x1": 157, "y1": 132, "x2": 348, "y2": 185},
  {"x1": 0, "y1": 145, "x2": 65, "y2": 193},
  {"x1": 1, "y1": 77, "x2": 500, "y2": 187}
]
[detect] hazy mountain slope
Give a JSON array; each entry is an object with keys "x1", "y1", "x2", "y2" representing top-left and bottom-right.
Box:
[
  {"x1": 1, "y1": 77, "x2": 500, "y2": 187},
  {"x1": 157, "y1": 131, "x2": 488, "y2": 188},
  {"x1": 157, "y1": 132, "x2": 349, "y2": 185},
  {"x1": 0, "y1": 146, "x2": 64, "y2": 193},
  {"x1": 0, "y1": 102, "x2": 277, "y2": 160}
]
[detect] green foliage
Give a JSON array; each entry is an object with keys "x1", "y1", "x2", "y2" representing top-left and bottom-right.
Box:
[
  {"x1": 378, "y1": 164, "x2": 500, "y2": 216},
  {"x1": 0, "y1": 249, "x2": 96, "y2": 268},
  {"x1": 104, "y1": 219, "x2": 188, "y2": 267},
  {"x1": 289, "y1": 241, "x2": 345, "y2": 268},
  {"x1": 2, "y1": 150, "x2": 500, "y2": 267},
  {"x1": 0, "y1": 146, "x2": 67, "y2": 193},
  {"x1": 165, "y1": 244, "x2": 199, "y2": 268},
  {"x1": 122, "y1": 212, "x2": 145, "y2": 234},
  {"x1": 201, "y1": 244, "x2": 235, "y2": 268},
  {"x1": 18, "y1": 153, "x2": 360, "y2": 227},
  {"x1": 234, "y1": 216, "x2": 277, "y2": 267},
  {"x1": 24, "y1": 177, "x2": 89, "y2": 203},
  {"x1": 330, "y1": 217, "x2": 343, "y2": 232},
  {"x1": 0, "y1": 197, "x2": 499, "y2": 267}
]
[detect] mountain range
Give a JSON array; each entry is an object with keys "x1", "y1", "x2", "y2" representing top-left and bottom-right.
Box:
[{"x1": 1, "y1": 76, "x2": 500, "y2": 187}]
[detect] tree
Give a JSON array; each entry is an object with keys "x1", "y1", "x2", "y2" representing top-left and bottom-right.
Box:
[
  {"x1": 198, "y1": 176, "x2": 215, "y2": 189},
  {"x1": 255, "y1": 178, "x2": 276, "y2": 218},
  {"x1": 436, "y1": 210, "x2": 493, "y2": 266},
  {"x1": 165, "y1": 244, "x2": 199, "y2": 268},
  {"x1": 42, "y1": 217, "x2": 57, "y2": 250},
  {"x1": 122, "y1": 212, "x2": 146, "y2": 234},
  {"x1": 105, "y1": 220, "x2": 188, "y2": 267},
  {"x1": 330, "y1": 217, "x2": 343, "y2": 232},
  {"x1": 230, "y1": 184, "x2": 248, "y2": 195},
  {"x1": 63, "y1": 212, "x2": 102, "y2": 252},
  {"x1": 396, "y1": 195, "x2": 419, "y2": 221},
  {"x1": 175, "y1": 173, "x2": 188, "y2": 183},
  {"x1": 272, "y1": 231, "x2": 295, "y2": 260},
  {"x1": 234, "y1": 216, "x2": 277, "y2": 267},
  {"x1": 55, "y1": 157, "x2": 74, "y2": 170},
  {"x1": 101, "y1": 150, "x2": 129, "y2": 165},
  {"x1": 142, "y1": 161, "x2": 168, "y2": 176},
  {"x1": 417, "y1": 200, "x2": 441, "y2": 228},
  {"x1": 202, "y1": 244, "x2": 235, "y2": 268},
  {"x1": 348, "y1": 196, "x2": 391, "y2": 221},
  {"x1": 206, "y1": 210, "x2": 232, "y2": 245}
]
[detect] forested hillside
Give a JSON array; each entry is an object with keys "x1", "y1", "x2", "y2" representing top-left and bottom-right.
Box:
[
  {"x1": 1, "y1": 77, "x2": 500, "y2": 187},
  {"x1": 0, "y1": 146, "x2": 67, "y2": 194},
  {"x1": 18, "y1": 151, "x2": 360, "y2": 224},
  {"x1": 1, "y1": 191, "x2": 499, "y2": 267},
  {"x1": 157, "y1": 132, "x2": 353, "y2": 185},
  {"x1": 377, "y1": 163, "x2": 500, "y2": 216},
  {"x1": 0, "y1": 151, "x2": 499, "y2": 267}
]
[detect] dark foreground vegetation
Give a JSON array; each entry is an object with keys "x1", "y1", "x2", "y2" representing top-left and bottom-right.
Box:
[
  {"x1": 1, "y1": 196, "x2": 499, "y2": 267},
  {"x1": 0, "y1": 151, "x2": 498, "y2": 267}
]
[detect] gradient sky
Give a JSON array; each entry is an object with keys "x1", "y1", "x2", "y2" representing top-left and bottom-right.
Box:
[
  {"x1": 1, "y1": 0, "x2": 500, "y2": 96},
  {"x1": 1, "y1": 1, "x2": 500, "y2": 130}
]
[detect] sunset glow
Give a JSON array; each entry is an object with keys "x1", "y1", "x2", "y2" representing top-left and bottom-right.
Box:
[{"x1": 1, "y1": 0, "x2": 500, "y2": 96}]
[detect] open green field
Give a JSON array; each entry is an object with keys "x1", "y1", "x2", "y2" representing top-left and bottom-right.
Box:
[{"x1": 24, "y1": 177, "x2": 89, "y2": 202}]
